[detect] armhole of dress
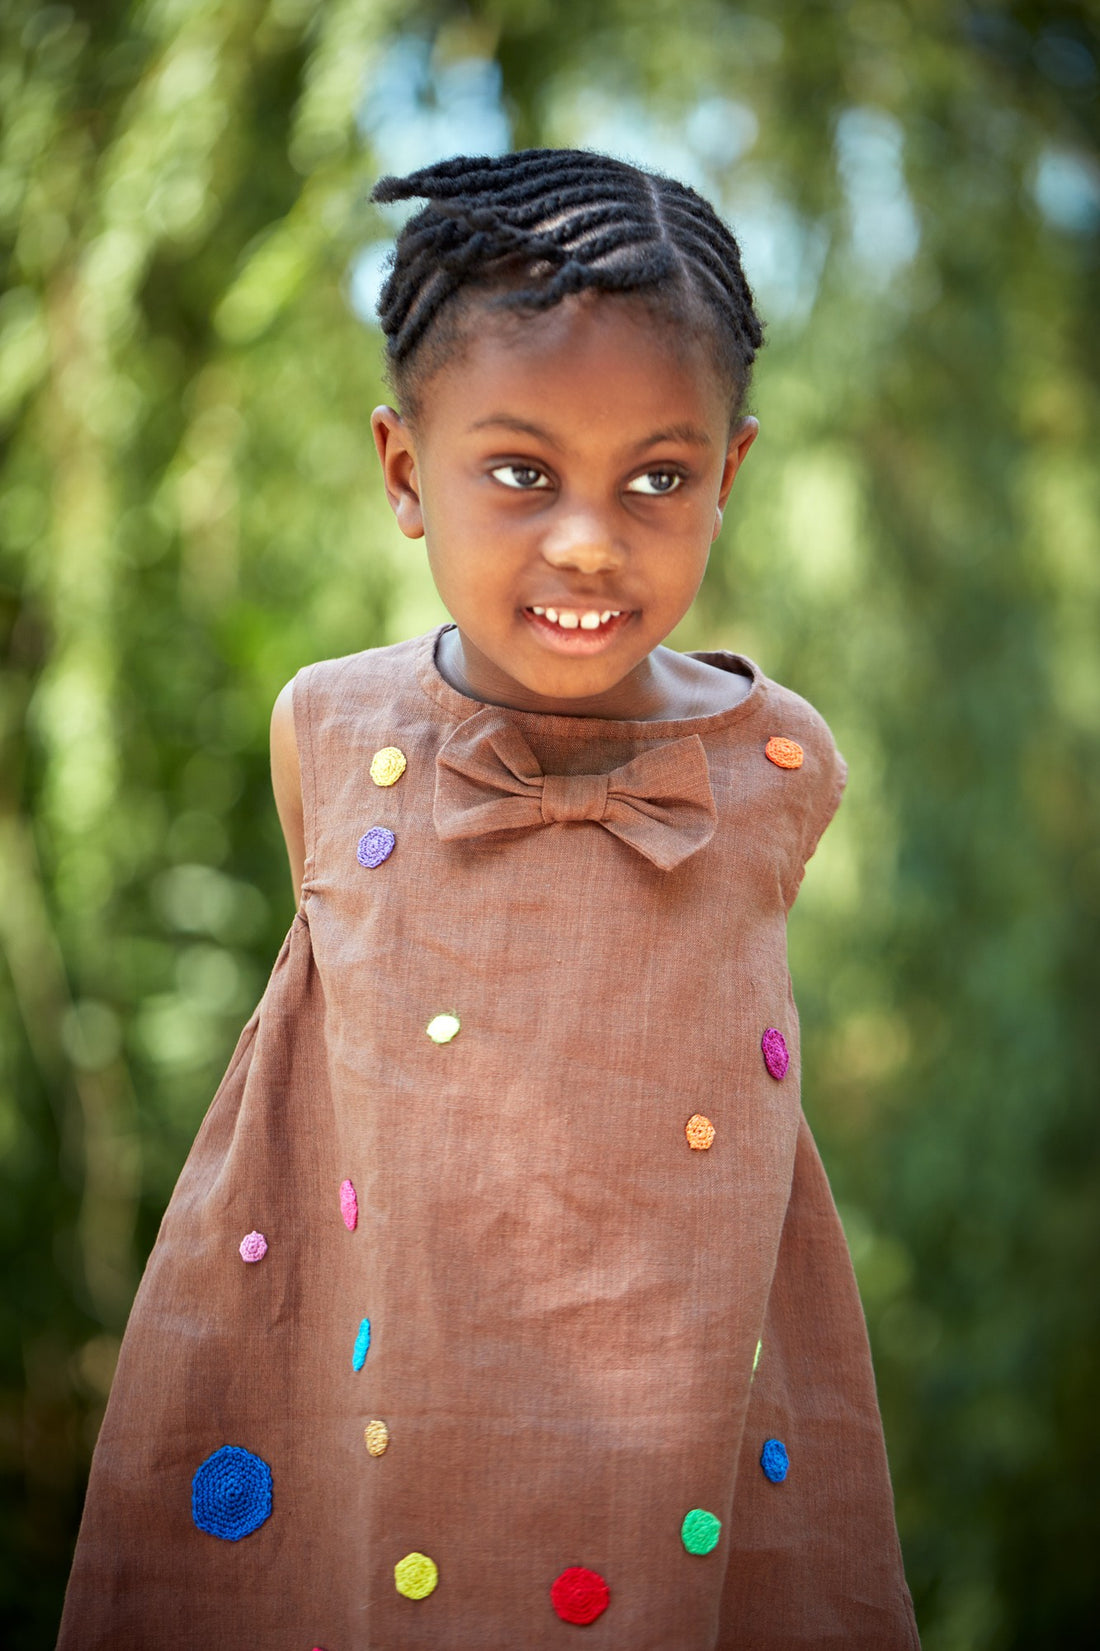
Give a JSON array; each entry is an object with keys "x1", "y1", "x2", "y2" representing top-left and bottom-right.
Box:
[
  {"x1": 804, "y1": 749, "x2": 848, "y2": 868},
  {"x1": 783, "y1": 746, "x2": 848, "y2": 913},
  {"x1": 292, "y1": 663, "x2": 318, "y2": 907}
]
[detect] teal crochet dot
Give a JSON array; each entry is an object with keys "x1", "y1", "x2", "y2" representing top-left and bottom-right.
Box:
[
  {"x1": 352, "y1": 1317, "x2": 371, "y2": 1371},
  {"x1": 681, "y1": 1507, "x2": 721, "y2": 1555}
]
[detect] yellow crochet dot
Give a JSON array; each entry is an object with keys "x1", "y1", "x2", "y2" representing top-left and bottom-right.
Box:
[
  {"x1": 426, "y1": 1013, "x2": 460, "y2": 1045},
  {"x1": 686, "y1": 1113, "x2": 716, "y2": 1151},
  {"x1": 765, "y1": 735, "x2": 804, "y2": 770},
  {"x1": 370, "y1": 746, "x2": 407, "y2": 787},
  {"x1": 395, "y1": 1551, "x2": 438, "y2": 1600},
  {"x1": 364, "y1": 1420, "x2": 389, "y2": 1457}
]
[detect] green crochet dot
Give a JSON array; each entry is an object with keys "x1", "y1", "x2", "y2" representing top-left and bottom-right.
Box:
[{"x1": 681, "y1": 1507, "x2": 721, "y2": 1555}]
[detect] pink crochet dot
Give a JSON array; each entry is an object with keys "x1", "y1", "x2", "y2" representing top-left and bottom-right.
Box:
[
  {"x1": 340, "y1": 1179, "x2": 358, "y2": 1232},
  {"x1": 761, "y1": 1028, "x2": 790, "y2": 1080},
  {"x1": 238, "y1": 1230, "x2": 267, "y2": 1263}
]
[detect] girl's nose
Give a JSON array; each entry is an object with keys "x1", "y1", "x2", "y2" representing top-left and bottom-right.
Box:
[{"x1": 540, "y1": 510, "x2": 624, "y2": 575}]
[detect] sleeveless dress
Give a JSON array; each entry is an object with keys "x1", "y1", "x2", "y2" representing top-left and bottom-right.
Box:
[{"x1": 58, "y1": 628, "x2": 919, "y2": 1650}]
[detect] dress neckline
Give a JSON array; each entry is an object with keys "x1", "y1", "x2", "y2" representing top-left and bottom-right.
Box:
[{"x1": 415, "y1": 625, "x2": 767, "y2": 738}]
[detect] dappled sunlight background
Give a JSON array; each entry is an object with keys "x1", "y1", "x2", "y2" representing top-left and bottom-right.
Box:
[{"x1": 1, "y1": 1, "x2": 1097, "y2": 1645}]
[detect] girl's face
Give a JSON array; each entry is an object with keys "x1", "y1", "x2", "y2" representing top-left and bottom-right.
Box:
[{"x1": 372, "y1": 293, "x2": 757, "y2": 718}]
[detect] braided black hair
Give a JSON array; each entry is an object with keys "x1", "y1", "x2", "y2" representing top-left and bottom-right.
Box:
[{"x1": 370, "y1": 148, "x2": 764, "y2": 419}]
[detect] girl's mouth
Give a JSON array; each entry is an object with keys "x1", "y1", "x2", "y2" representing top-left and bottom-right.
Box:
[{"x1": 522, "y1": 606, "x2": 633, "y2": 650}]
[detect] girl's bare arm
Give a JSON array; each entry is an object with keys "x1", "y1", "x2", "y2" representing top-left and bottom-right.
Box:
[{"x1": 270, "y1": 680, "x2": 305, "y2": 905}]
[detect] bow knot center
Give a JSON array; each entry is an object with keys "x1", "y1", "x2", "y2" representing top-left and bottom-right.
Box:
[{"x1": 541, "y1": 772, "x2": 610, "y2": 824}]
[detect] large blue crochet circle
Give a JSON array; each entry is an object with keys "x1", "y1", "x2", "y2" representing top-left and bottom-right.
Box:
[{"x1": 191, "y1": 1445, "x2": 272, "y2": 1540}]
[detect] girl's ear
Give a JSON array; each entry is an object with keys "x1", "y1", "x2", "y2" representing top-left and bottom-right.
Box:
[
  {"x1": 712, "y1": 416, "x2": 759, "y2": 540},
  {"x1": 371, "y1": 406, "x2": 425, "y2": 539}
]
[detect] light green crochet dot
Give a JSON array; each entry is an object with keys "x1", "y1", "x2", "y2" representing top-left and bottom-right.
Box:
[
  {"x1": 426, "y1": 1013, "x2": 460, "y2": 1044},
  {"x1": 681, "y1": 1507, "x2": 722, "y2": 1555}
]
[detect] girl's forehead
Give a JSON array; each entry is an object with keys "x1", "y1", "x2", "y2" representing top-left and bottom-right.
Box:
[{"x1": 416, "y1": 292, "x2": 732, "y2": 434}]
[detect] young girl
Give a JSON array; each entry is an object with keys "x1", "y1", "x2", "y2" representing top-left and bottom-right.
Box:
[{"x1": 59, "y1": 149, "x2": 919, "y2": 1649}]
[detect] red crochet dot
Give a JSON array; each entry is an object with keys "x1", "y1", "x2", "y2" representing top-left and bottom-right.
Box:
[{"x1": 550, "y1": 1566, "x2": 610, "y2": 1625}]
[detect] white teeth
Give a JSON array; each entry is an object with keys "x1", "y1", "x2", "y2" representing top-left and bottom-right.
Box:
[{"x1": 530, "y1": 606, "x2": 625, "y2": 629}]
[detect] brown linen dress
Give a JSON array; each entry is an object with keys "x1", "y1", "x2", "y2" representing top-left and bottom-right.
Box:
[{"x1": 58, "y1": 627, "x2": 919, "y2": 1650}]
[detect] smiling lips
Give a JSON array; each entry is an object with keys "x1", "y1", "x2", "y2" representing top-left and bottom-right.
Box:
[
  {"x1": 522, "y1": 605, "x2": 633, "y2": 653},
  {"x1": 528, "y1": 605, "x2": 625, "y2": 630}
]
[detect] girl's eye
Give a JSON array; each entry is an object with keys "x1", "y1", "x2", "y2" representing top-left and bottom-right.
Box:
[
  {"x1": 490, "y1": 464, "x2": 551, "y2": 490},
  {"x1": 626, "y1": 470, "x2": 683, "y2": 496}
]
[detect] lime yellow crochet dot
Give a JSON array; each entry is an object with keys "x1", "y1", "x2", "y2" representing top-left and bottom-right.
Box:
[
  {"x1": 426, "y1": 1013, "x2": 460, "y2": 1045},
  {"x1": 364, "y1": 1419, "x2": 389, "y2": 1456},
  {"x1": 395, "y1": 1551, "x2": 438, "y2": 1600},
  {"x1": 370, "y1": 746, "x2": 407, "y2": 787}
]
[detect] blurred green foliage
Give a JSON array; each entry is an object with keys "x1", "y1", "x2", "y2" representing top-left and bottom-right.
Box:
[{"x1": 1, "y1": 1, "x2": 1097, "y2": 1644}]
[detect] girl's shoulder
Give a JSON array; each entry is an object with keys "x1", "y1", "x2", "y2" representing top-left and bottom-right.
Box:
[
  {"x1": 743, "y1": 662, "x2": 849, "y2": 879},
  {"x1": 290, "y1": 632, "x2": 426, "y2": 714}
]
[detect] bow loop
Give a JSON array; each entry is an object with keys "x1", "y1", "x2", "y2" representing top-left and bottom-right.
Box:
[{"x1": 434, "y1": 707, "x2": 716, "y2": 871}]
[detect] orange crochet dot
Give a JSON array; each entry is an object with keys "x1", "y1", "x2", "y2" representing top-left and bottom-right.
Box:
[
  {"x1": 685, "y1": 1113, "x2": 716, "y2": 1151},
  {"x1": 765, "y1": 736, "x2": 804, "y2": 770}
]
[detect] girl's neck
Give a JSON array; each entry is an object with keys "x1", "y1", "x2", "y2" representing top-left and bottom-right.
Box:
[{"x1": 436, "y1": 627, "x2": 752, "y2": 722}]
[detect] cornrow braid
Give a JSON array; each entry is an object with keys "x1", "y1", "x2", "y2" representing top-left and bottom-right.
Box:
[{"x1": 370, "y1": 148, "x2": 763, "y2": 417}]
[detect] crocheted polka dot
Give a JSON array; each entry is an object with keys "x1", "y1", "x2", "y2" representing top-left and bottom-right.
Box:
[
  {"x1": 395, "y1": 1551, "x2": 438, "y2": 1599},
  {"x1": 357, "y1": 826, "x2": 395, "y2": 868},
  {"x1": 761, "y1": 1438, "x2": 789, "y2": 1483},
  {"x1": 765, "y1": 735, "x2": 804, "y2": 770},
  {"x1": 364, "y1": 1419, "x2": 389, "y2": 1456},
  {"x1": 370, "y1": 747, "x2": 407, "y2": 787},
  {"x1": 681, "y1": 1508, "x2": 722, "y2": 1555},
  {"x1": 685, "y1": 1113, "x2": 716, "y2": 1151},
  {"x1": 191, "y1": 1445, "x2": 272, "y2": 1540},
  {"x1": 339, "y1": 1178, "x2": 358, "y2": 1231},
  {"x1": 426, "y1": 1012, "x2": 460, "y2": 1045},
  {"x1": 551, "y1": 1567, "x2": 610, "y2": 1625},
  {"x1": 238, "y1": 1230, "x2": 267, "y2": 1263},
  {"x1": 761, "y1": 1028, "x2": 790, "y2": 1080},
  {"x1": 352, "y1": 1318, "x2": 371, "y2": 1372}
]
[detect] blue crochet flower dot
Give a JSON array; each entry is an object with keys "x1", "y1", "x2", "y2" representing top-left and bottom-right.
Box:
[
  {"x1": 191, "y1": 1445, "x2": 272, "y2": 1540},
  {"x1": 352, "y1": 1317, "x2": 372, "y2": 1372},
  {"x1": 357, "y1": 827, "x2": 395, "y2": 869},
  {"x1": 760, "y1": 1438, "x2": 789, "y2": 1484}
]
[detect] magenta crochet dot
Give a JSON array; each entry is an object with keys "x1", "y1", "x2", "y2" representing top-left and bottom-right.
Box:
[
  {"x1": 238, "y1": 1230, "x2": 267, "y2": 1263},
  {"x1": 340, "y1": 1178, "x2": 358, "y2": 1231},
  {"x1": 761, "y1": 1028, "x2": 790, "y2": 1080},
  {"x1": 356, "y1": 827, "x2": 395, "y2": 869}
]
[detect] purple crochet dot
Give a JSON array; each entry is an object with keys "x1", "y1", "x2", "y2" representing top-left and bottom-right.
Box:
[
  {"x1": 761, "y1": 1027, "x2": 789, "y2": 1080},
  {"x1": 356, "y1": 827, "x2": 395, "y2": 869}
]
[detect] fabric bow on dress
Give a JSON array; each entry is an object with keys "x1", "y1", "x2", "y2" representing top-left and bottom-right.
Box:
[{"x1": 433, "y1": 706, "x2": 717, "y2": 872}]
